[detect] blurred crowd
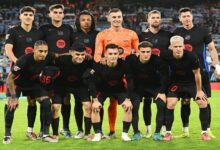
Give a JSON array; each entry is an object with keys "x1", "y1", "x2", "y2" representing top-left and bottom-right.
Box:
[{"x1": 0, "y1": 1, "x2": 220, "y2": 83}]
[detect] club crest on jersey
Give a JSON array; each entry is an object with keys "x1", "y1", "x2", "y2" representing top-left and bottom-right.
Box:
[
  {"x1": 185, "y1": 35, "x2": 191, "y2": 40},
  {"x1": 13, "y1": 66, "x2": 21, "y2": 72},
  {"x1": 56, "y1": 39, "x2": 66, "y2": 48}
]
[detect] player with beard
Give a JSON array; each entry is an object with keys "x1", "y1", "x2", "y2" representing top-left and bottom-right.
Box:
[
  {"x1": 94, "y1": 8, "x2": 139, "y2": 138},
  {"x1": 138, "y1": 10, "x2": 172, "y2": 137},
  {"x1": 72, "y1": 10, "x2": 99, "y2": 139},
  {"x1": 6, "y1": 40, "x2": 59, "y2": 143},
  {"x1": 162, "y1": 36, "x2": 211, "y2": 141},
  {"x1": 3, "y1": 6, "x2": 43, "y2": 144},
  {"x1": 40, "y1": 4, "x2": 74, "y2": 138},
  {"x1": 173, "y1": 7, "x2": 220, "y2": 138}
]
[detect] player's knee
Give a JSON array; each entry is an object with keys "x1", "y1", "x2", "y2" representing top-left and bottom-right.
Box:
[
  {"x1": 167, "y1": 101, "x2": 176, "y2": 109},
  {"x1": 52, "y1": 104, "x2": 61, "y2": 115},
  {"x1": 196, "y1": 100, "x2": 207, "y2": 108},
  {"x1": 83, "y1": 102, "x2": 91, "y2": 114},
  {"x1": 155, "y1": 98, "x2": 166, "y2": 109}
]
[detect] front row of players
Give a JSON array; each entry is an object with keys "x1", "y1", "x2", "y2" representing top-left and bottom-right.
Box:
[{"x1": 5, "y1": 35, "x2": 211, "y2": 143}]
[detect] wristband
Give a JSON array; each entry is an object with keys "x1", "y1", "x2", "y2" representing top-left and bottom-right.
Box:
[{"x1": 215, "y1": 64, "x2": 220, "y2": 75}]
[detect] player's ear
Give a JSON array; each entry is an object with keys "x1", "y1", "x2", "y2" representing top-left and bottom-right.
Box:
[
  {"x1": 178, "y1": 15, "x2": 181, "y2": 22},
  {"x1": 107, "y1": 14, "x2": 111, "y2": 23},
  {"x1": 19, "y1": 14, "x2": 22, "y2": 20},
  {"x1": 48, "y1": 12, "x2": 52, "y2": 18},
  {"x1": 104, "y1": 51, "x2": 107, "y2": 57}
]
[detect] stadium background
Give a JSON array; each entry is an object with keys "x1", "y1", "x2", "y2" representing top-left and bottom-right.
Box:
[{"x1": 0, "y1": 1, "x2": 219, "y2": 149}]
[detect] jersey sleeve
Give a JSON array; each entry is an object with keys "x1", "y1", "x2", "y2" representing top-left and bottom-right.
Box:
[
  {"x1": 11, "y1": 56, "x2": 26, "y2": 75},
  {"x1": 190, "y1": 53, "x2": 200, "y2": 70},
  {"x1": 94, "y1": 32, "x2": 105, "y2": 62},
  {"x1": 5, "y1": 27, "x2": 16, "y2": 45},
  {"x1": 203, "y1": 28, "x2": 212, "y2": 45},
  {"x1": 131, "y1": 31, "x2": 139, "y2": 53}
]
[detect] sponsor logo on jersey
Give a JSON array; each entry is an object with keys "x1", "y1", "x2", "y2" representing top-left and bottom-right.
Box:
[
  {"x1": 56, "y1": 39, "x2": 66, "y2": 48},
  {"x1": 85, "y1": 47, "x2": 92, "y2": 55},
  {"x1": 25, "y1": 47, "x2": 34, "y2": 54},
  {"x1": 184, "y1": 44, "x2": 193, "y2": 52},
  {"x1": 152, "y1": 48, "x2": 160, "y2": 56}
]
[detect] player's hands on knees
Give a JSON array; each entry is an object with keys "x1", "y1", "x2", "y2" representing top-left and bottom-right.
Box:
[
  {"x1": 196, "y1": 90, "x2": 207, "y2": 101},
  {"x1": 8, "y1": 96, "x2": 19, "y2": 111},
  {"x1": 155, "y1": 93, "x2": 166, "y2": 102},
  {"x1": 92, "y1": 98, "x2": 102, "y2": 113},
  {"x1": 122, "y1": 98, "x2": 132, "y2": 112}
]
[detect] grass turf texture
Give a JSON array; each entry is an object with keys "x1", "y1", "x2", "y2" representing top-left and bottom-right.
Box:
[{"x1": 0, "y1": 90, "x2": 219, "y2": 150}]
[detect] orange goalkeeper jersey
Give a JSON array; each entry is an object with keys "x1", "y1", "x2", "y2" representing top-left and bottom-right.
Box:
[{"x1": 94, "y1": 28, "x2": 139, "y2": 62}]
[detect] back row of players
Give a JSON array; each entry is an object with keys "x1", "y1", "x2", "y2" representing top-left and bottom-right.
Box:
[{"x1": 3, "y1": 4, "x2": 220, "y2": 144}]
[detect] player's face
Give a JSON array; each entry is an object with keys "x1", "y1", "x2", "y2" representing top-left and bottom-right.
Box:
[
  {"x1": 80, "y1": 14, "x2": 92, "y2": 31},
  {"x1": 108, "y1": 11, "x2": 123, "y2": 28},
  {"x1": 49, "y1": 8, "x2": 64, "y2": 22},
  {"x1": 105, "y1": 48, "x2": 119, "y2": 64},
  {"x1": 179, "y1": 11, "x2": 193, "y2": 27},
  {"x1": 171, "y1": 41, "x2": 184, "y2": 59},
  {"x1": 34, "y1": 45, "x2": 48, "y2": 61},
  {"x1": 19, "y1": 12, "x2": 34, "y2": 25},
  {"x1": 148, "y1": 13, "x2": 161, "y2": 28},
  {"x1": 139, "y1": 47, "x2": 152, "y2": 62},
  {"x1": 70, "y1": 51, "x2": 86, "y2": 63}
]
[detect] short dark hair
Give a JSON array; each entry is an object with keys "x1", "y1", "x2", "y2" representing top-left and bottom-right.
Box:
[
  {"x1": 138, "y1": 41, "x2": 153, "y2": 49},
  {"x1": 105, "y1": 43, "x2": 119, "y2": 51},
  {"x1": 75, "y1": 10, "x2": 96, "y2": 32},
  {"x1": 34, "y1": 40, "x2": 48, "y2": 48},
  {"x1": 70, "y1": 43, "x2": 86, "y2": 52},
  {"x1": 20, "y1": 6, "x2": 36, "y2": 15},
  {"x1": 49, "y1": 4, "x2": 64, "y2": 12},
  {"x1": 108, "y1": 8, "x2": 122, "y2": 15},
  {"x1": 178, "y1": 7, "x2": 192, "y2": 15}
]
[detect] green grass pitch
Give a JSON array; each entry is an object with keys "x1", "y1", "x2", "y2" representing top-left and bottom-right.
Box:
[{"x1": 0, "y1": 90, "x2": 219, "y2": 150}]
